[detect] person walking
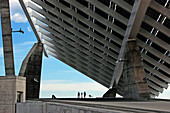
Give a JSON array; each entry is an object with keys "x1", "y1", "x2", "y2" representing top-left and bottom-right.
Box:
[
  {"x1": 81, "y1": 92, "x2": 83, "y2": 98},
  {"x1": 84, "y1": 92, "x2": 86, "y2": 98},
  {"x1": 77, "y1": 92, "x2": 80, "y2": 98}
]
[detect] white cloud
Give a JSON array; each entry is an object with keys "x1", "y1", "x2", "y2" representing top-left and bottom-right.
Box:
[
  {"x1": 158, "y1": 95, "x2": 170, "y2": 99},
  {"x1": 0, "y1": 41, "x2": 34, "y2": 57},
  {"x1": 11, "y1": 13, "x2": 27, "y2": 23},
  {"x1": 9, "y1": 0, "x2": 28, "y2": 23},
  {"x1": 27, "y1": 27, "x2": 32, "y2": 32},
  {"x1": 14, "y1": 41, "x2": 35, "y2": 46},
  {"x1": 13, "y1": 41, "x2": 35, "y2": 53},
  {"x1": 157, "y1": 86, "x2": 170, "y2": 99},
  {"x1": 0, "y1": 47, "x2": 3, "y2": 57},
  {"x1": 9, "y1": 0, "x2": 21, "y2": 13},
  {"x1": 40, "y1": 80, "x2": 108, "y2": 92},
  {"x1": 42, "y1": 80, "x2": 68, "y2": 84}
]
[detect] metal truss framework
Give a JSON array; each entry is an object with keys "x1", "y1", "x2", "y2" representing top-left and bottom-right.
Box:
[{"x1": 20, "y1": 0, "x2": 170, "y2": 98}]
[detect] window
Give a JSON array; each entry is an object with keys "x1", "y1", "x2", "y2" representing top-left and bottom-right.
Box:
[{"x1": 17, "y1": 92, "x2": 23, "y2": 103}]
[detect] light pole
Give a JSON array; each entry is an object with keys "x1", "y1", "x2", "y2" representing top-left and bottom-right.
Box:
[{"x1": 12, "y1": 28, "x2": 24, "y2": 34}]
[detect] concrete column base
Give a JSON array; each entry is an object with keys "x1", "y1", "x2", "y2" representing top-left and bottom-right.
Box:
[
  {"x1": 122, "y1": 39, "x2": 150, "y2": 100},
  {"x1": 19, "y1": 42, "x2": 43, "y2": 99},
  {"x1": 0, "y1": 76, "x2": 26, "y2": 113},
  {"x1": 105, "y1": 39, "x2": 150, "y2": 99}
]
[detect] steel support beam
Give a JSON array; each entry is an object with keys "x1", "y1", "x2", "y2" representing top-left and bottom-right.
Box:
[
  {"x1": 149, "y1": 87, "x2": 159, "y2": 96},
  {"x1": 141, "y1": 53, "x2": 170, "y2": 75},
  {"x1": 36, "y1": 22, "x2": 115, "y2": 71},
  {"x1": 110, "y1": 0, "x2": 132, "y2": 13},
  {"x1": 150, "y1": 0, "x2": 170, "y2": 19},
  {"x1": 144, "y1": 15, "x2": 170, "y2": 37},
  {"x1": 27, "y1": 3, "x2": 119, "y2": 68},
  {"x1": 86, "y1": 0, "x2": 128, "y2": 25},
  {"x1": 19, "y1": 0, "x2": 48, "y2": 57},
  {"x1": 147, "y1": 80, "x2": 163, "y2": 93},
  {"x1": 31, "y1": 10, "x2": 119, "y2": 59},
  {"x1": 43, "y1": 40, "x2": 112, "y2": 83},
  {"x1": 138, "y1": 39, "x2": 170, "y2": 64},
  {"x1": 146, "y1": 74, "x2": 168, "y2": 89},
  {"x1": 19, "y1": 0, "x2": 170, "y2": 98},
  {"x1": 46, "y1": 0, "x2": 125, "y2": 35},
  {"x1": 48, "y1": 51, "x2": 110, "y2": 88},
  {"x1": 29, "y1": 1, "x2": 121, "y2": 54},
  {"x1": 19, "y1": 0, "x2": 40, "y2": 41},
  {"x1": 139, "y1": 28, "x2": 170, "y2": 51},
  {"x1": 41, "y1": 34, "x2": 113, "y2": 78},
  {"x1": 130, "y1": 0, "x2": 151, "y2": 38},
  {"x1": 110, "y1": 0, "x2": 142, "y2": 88},
  {"x1": 143, "y1": 63, "x2": 170, "y2": 83},
  {"x1": 38, "y1": 28, "x2": 115, "y2": 74}
]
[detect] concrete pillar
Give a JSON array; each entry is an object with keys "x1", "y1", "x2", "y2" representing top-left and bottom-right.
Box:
[
  {"x1": 0, "y1": 76, "x2": 26, "y2": 113},
  {"x1": 0, "y1": 0, "x2": 15, "y2": 76},
  {"x1": 122, "y1": 39, "x2": 150, "y2": 100},
  {"x1": 19, "y1": 43, "x2": 43, "y2": 99}
]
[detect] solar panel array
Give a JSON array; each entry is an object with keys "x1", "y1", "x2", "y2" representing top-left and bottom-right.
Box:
[{"x1": 20, "y1": 0, "x2": 170, "y2": 97}]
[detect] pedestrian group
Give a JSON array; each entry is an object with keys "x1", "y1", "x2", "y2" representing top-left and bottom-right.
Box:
[{"x1": 77, "y1": 92, "x2": 86, "y2": 98}]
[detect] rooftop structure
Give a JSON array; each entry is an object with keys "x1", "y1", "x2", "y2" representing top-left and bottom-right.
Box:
[{"x1": 19, "y1": 0, "x2": 170, "y2": 98}]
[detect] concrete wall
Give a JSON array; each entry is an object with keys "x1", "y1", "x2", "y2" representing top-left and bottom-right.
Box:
[
  {"x1": 16, "y1": 101, "x2": 117, "y2": 113},
  {"x1": 0, "y1": 76, "x2": 26, "y2": 113}
]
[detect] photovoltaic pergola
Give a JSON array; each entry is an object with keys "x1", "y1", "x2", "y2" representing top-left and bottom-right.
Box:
[{"x1": 20, "y1": 0, "x2": 170, "y2": 98}]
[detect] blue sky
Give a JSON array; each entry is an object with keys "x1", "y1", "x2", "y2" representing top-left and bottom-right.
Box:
[
  {"x1": 0, "y1": 0, "x2": 169, "y2": 99},
  {"x1": 0, "y1": 0, "x2": 107, "y2": 98}
]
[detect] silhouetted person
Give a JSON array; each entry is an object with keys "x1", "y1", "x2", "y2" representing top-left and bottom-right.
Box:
[
  {"x1": 77, "y1": 92, "x2": 80, "y2": 98},
  {"x1": 81, "y1": 92, "x2": 83, "y2": 98},
  {"x1": 84, "y1": 92, "x2": 86, "y2": 98},
  {"x1": 52, "y1": 95, "x2": 56, "y2": 99}
]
